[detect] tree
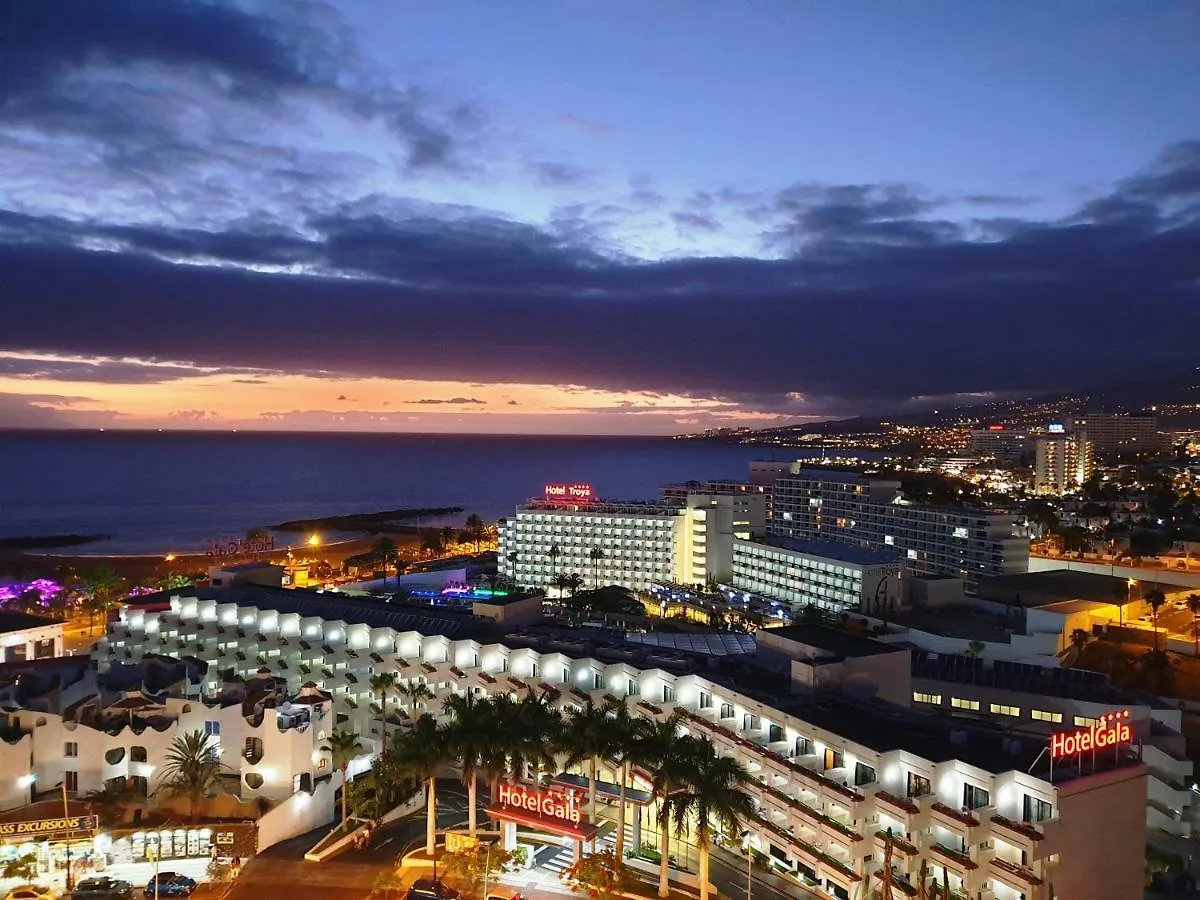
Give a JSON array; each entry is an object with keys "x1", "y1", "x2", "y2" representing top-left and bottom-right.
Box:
[
  {"x1": 245, "y1": 527, "x2": 270, "y2": 542},
  {"x1": 560, "y1": 699, "x2": 618, "y2": 825},
  {"x1": 84, "y1": 780, "x2": 145, "y2": 827},
  {"x1": 548, "y1": 544, "x2": 562, "y2": 582},
  {"x1": 421, "y1": 530, "x2": 446, "y2": 557},
  {"x1": 552, "y1": 573, "x2": 574, "y2": 601},
  {"x1": 82, "y1": 566, "x2": 124, "y2": 635},
  {"x1": 666, "y1": 739, "x2": 755, "y2": 900},
  {"x1": 964, "y1": 640, "x2": 986, "y2": 659},
  {"x1": 393, "y1": 715, "x2": 449, "y2": 855},
  {"x1": 157, "y1": 731, "x2": 225, "y2": 823},
  {"x1": 505, "y1": 551, "x2": 519, "y2": 586},
  {"x1": 565, "y1": 572, "x2": 585, "y2": 598},
  {"x1": 441, "y1": 842, "x2": 520, "y2": 900},
  {"x1": 398, "y1": 681, "x2": 435, "y2": 719},
  {"x1": 322, "y1": 729, "x2": 365, "y2": 828},
  {"x1": 589, "y1": 546, "x2": 606, "y2": 591},
  {"x1": 444, "y1": 692, "x2": 500, "y2": 836},
  {"x1": 370, "y1": 671, "x2": 398, "y2": 742},
  {"x1": 608, "y1": 700, "x2": 649, "y2": 862},
  {"x1": 490, "y1": 691, "x2": 562, "y2": 784},
  {"x1": 1065, "y1": 628, "x2": 1090, "y2": 665},
  {"x1": 564, "y1": 850, "x2": 635, "y2": 900},
  {"x1": 634, "y1": 712, "x2": 699, "y2": 898},
  {"x1": 373, "y1": 536, "x2": 398, "y2": 567},
  {"x1": 1113, "y1": 579, "x2": 1131, "y2": 626},
  {"x1": 464, "y1": 514, "x2": 486, "y2": 552},
  {"x1": 1146, "y1": 587, "x2": 1167, "y2": 652},
  {"x1": 1188, "y1": 594, "x2": 1200, "y2": 657}
]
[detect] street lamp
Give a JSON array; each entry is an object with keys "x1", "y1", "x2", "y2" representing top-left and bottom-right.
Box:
[{"x1": 308, "y1": 534, "x2": 321, "y2": 548}]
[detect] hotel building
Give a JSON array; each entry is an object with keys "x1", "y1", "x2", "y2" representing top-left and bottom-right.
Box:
[
  {"x1": 730, "y1": 538, "x2": 905, "y2": 616},
  {"x1": 1068, "y1": 414, "x2": 1165, "y2": 452},
  {"x1": 1034, "y1": 432, "x2": 1094, "y2": 495},
  {"x1": 498, "y1": 488, "x2": 752, "y2": 591},
  {"x1": 85, "y1": 586, "x2": 1144, "y2": 900},
  {"x1": 767, "y1": 470, "x2": 1028, "y2": 594},
  {"x1": 968, "y1": 427, "x2": 1033, "y2": 465}
]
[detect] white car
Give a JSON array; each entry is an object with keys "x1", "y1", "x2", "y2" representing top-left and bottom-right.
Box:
[{"x1": 3, "y1": 886, "x2": 59, "y2": 900}]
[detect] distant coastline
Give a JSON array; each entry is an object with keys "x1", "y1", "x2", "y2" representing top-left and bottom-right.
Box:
[
  {"x1": 0, "y1": 533, "x2": 110, "y2": 550},
  {"x1": 270, "y1": 506, "x2": 464, "y2": 534}
]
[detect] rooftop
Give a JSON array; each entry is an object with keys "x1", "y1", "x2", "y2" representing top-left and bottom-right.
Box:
[
  {"x1": 0, "y1": 610, "x2": 60, "y2": 634},
  {"x1": 880, "y1": 604, "x2": 1018, "y2": 644},
  {"x1": 759, "y1": 624, "x2": 902, "y2": 659},
  {"x1": 740, "y1": 536, "x2": 901, "y2": 568},
  {"x1": 980, "y1": 569, "x2": 1178, "y2": 606}
]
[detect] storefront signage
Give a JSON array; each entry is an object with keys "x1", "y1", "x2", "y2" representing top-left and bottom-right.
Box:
[
  {"x1": 544, "y1": 483, "x2": 594, "y2": 502},
  {"x1": 1051, "y1": 710, "x2": 1132, "y2": 758},
  {"x1": 444, "y1": 832, "x2": 478, "y2": 853},
  {"x1": 496, "y1": 783, "x2": 581, "y2": 826},
  {"x1": 204, "y1": 535, "x2": 275, "y2": 560},
  {"x1": 0, "y1": 815, "x2": 98, "y2": 839}
]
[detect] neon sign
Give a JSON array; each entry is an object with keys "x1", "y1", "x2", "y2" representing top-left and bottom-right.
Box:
[
  {"x1": 1050, "y1": 710, "x2": 1132, "y2": 758},
  {"x1": 496, "y1": 783, "x2": 581, "y2": 825},
  {"x1": 544, "y1": 483, "x2": 594, "y2": 502},
  {"x1": 987, "y1": 425, "x2": 1004, "y2": 432}
]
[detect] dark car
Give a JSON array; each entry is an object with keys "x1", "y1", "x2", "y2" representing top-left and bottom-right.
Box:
[
  {"x1": 142, "y1": 874, "x2": 196, "y2": 898},
  {"x1": 405, "y1": 880, "x2": 461, "y2": 900},
  {"x1": 73, "y1": 877, "x2": 135, "y2": 900}
]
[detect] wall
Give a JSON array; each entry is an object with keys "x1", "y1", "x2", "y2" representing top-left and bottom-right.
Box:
[
  {"x1": 1050, "y1": 764, "x2": 1146, "y2": 900},
  {"x1": 1028, "y1": 556, "x2": 1200, "y2": 589},
  {"x1": 257, "y1": 778, "x2": 337, "y2": 851}
]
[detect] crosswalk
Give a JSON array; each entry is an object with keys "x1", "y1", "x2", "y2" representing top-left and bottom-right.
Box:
[{"x1": 523, "y1": 825, "x2": 622, "y2": 883}]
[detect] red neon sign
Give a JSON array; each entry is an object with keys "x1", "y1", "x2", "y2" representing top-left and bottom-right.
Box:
[
  {"x1": 496, "y1": 783, "x2": 581, "y2": 825},
  {"x1": 987, "y1": 425, "x2": 1004, "y2": 432},
  {"x1": 544, "y1": 483, "x2": 594, "y2": 502},
  {"x1": 1050, "y1": 710, "x2": 1132, "y2": 758}
]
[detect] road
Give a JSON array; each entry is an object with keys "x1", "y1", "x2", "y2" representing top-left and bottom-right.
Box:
[
  {"x1": 226, "y1": 784, "x2": 476, "y2": 900},
  {"x1": 708, "y1": 845, "x2": 824, "y2": 900}
]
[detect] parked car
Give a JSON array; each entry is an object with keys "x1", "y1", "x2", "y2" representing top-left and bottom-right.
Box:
[
  {"x1": 3, "y1": 885, "x2": 58, "y2": 900},
  {"x1": 142, "y1": 874, "x2": 196, "y2": 898},
  {"x1": 405, "y1": 880, "x2": 461, "y2": 900},
  {"x1": 72, "y1": 878, "x2": 134, "y2": 900}
]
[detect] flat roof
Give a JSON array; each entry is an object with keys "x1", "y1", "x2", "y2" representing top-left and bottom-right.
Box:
[
  {"x1": 981, "y1": 569, "x2": 1178, "y2": 606},
  {"x1": 759, "y1": 624, "x2": 900, "y2": 659},
  {"x1": 881, "y1": 604, "x2": 1015, "y2": 644},
  {"x1": 739, "y1": 537, "x2": 901, "y2": 568},
  {"x1": 0, "y1": 610, "x2": 59, "y2": 634}
]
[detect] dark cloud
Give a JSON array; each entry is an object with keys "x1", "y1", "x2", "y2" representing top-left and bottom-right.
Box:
[
  {"x1": 530, "y1": 160, "x2": 595, "y2": 188},
  {"x1": 0, "y1": 351, "x2": 265, "y2": 384},
  {"x1": 671, "y1": 211, "x2": 722, "y2": 237},
  {"x1": 406, "y1": 397, "x2": 487, "y2": 405},
  {"x1": 960, "y1": 194, "x2": 1038, "y2": 208},
  {"x1": 2, "y1": 142, "x2": 1199, "y2": 417}
]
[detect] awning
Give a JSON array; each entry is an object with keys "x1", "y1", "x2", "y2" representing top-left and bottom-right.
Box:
[
  {"x1": 551, "y1": 773, "x2": 655, "y2": 806},
  {"x1": 485, "y1": 804, "x2": 601, "y2": 841}
]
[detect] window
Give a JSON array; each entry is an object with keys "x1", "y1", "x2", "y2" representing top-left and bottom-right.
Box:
[
  {"x1": 913, "y1": 692, "x2": 942, "y2": 705},
  {"x1": 794, "y1": 736, "x2": 813, "y2": 757},
  {"x1": 662, "y1": 685, "x2": 674, "y2": 703},
  {"x1": 906, "y1": 772, "x2": 931, "y2": 798},
  {"x1": 1031, "y1": 710, "x2": 1063, "y2": 724},
  {"x1": 719, "y1": 702, "x2": 734, "y2": 720},
  {"x1": 823, "y1": 747, "x2": 843, "y2": 771},
  {"x1": 64, "y1": 770, "x2": 78, "y2": 793},
  {"x1": 1023, "y1": 795, "x2": 1053, "y2": 823},
  {"x1": 768, "y1": 724, "x2": 784, "y2": 743},
  {"x1": 963, "y1": 783, "x2": 990, "y2": 810},
  {"x1": 1073, "y1": 715, "x2": 1099, "y2": 728},
  {"x1": 130, "y1": 746, "x2": 147, "y2": 763},
  {"x1": 698, "y1": 691, "x2": 712, "y2": 709},
  {"x1": 951, "y1": 698, "x2": 980, "y2": 711},
  {"x1": 64, "y1": 742, "x2": 78, "y2": 758},
  {"x1": 854, "y1": 762, "x2": 876, "y2": 787},
  {"x1": 989, "y1": 703, "x2": 1021, "y2": 717},
  {"x1": 743, "y1": 713, "x2": 759, "y2": 732},
  {"x1": 203, "y1": 721, "x2": 220, "y2": 737}
]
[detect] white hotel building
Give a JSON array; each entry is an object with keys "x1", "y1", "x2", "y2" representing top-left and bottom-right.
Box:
[
  {"x1": 499, "y1": 489, "x2": 759, "y2": 591},
  {"x1": 84, "y1": 586, "x2": 1145, "y2": 900}
]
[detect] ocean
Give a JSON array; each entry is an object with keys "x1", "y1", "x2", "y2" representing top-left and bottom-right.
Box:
[{"x1": 0, "y1": 431, "x2": 837, "y2": 555}]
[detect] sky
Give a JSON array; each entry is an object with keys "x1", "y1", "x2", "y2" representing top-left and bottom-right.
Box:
[{"x1": 1, "y1": 0, "x2": 1199, "y2": 435}]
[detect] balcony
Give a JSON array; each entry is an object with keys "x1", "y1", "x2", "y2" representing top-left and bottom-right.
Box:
[
  {"x1": 874, "y1": 870, "x2": 917, "y2": 897},
  {"x1": 874, "y1": 830, "x2": 918, "y2": 858},
  {"x1": 989, "y1": 814, "x2": 1047, "y2": 852},
  {"x1": 928, "y1": 843, "x2": 977, "y2": 874},
  {"x1": 988, "y1": 857, "x2": 1043, "y2": 889}
]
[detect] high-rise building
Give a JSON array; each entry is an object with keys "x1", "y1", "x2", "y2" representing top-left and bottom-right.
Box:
[
  {"x1": 1068, "y1": 414, "x2": 1164, "y2": 452},
  {"x1": 767, "y1": 469, "x2": 1028, "y2": 593},
  {"x1": 968, "y1": 426, "x2": 1032, "y2": 464},
  {"x1": 1034, "y1": 432, "x2": 1094, "y2": 495}
]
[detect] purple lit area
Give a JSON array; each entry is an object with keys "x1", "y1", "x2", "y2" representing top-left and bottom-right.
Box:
[{"x1": 0, "y1": 578, "x2": 64, "y2": 605}]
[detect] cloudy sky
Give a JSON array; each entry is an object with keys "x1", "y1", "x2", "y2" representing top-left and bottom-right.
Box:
[{"x1": 2, "y1": 0, "x2": 1199, "y2": 434}]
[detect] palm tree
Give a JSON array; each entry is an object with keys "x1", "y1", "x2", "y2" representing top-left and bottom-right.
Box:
[
  {"x1": 370, "y1": 671, "x2": 398, "y2": 741},
  {"x1": 464, "y1": 514, "x2": 486, "y2": 552},
  {"x1": 1146, "y1": 587, "x2": 1167, "y2": 651},
  {"x1": 607, "y1": 699, "x2": 648, "y2": 862},
  {"x1": 551, "y1": 573, "x2": 573, "y2": 601},
  {"x1": 589, "y1": 547, "x2": 606, "y2": 591},
  {"x1": 548, "y1": 544, "x2": 562, "y2": 583},
  {"x1": 394, "y1": 715, "x2": 450, "y2": 855},
  {"x1": 560, "y1": 699, "x2": 618, "y2": 824},
  {"x1": 82, "y1": 567, "x2": 123, "y2": 635},
  {"x1": 1064, "y1": 628, "x2": 1089, "y2": 665},
  {"x1": 634, "y1": 712, "x2": 697, "y2": 898},
  {"x1": 157, "y1": 731, "x2": 224, "y2": 824},
  {"x1": 398, "y1": 681, "x2": 435, "y2": 719},
  {"x1": 491, "y1": 691, "x2": 562, "y2": 784},
  {"x1": 565, "y1": 573, "x2": 585, "y2": 598},
  {"x1": 1113, "y1": 580, "x2": 1131, "y2": 626},
  {"x1": 322, "y1": 729, "x2": 364, "y2": 829},
  {"x1": 443, "y1": 692, "x2": 499, "y2": 836},
  {"x1": 1187, "y1": 594, "x2": 1200, "y2": 657},
  {"x1": 84, "y1": 780, "x2": 145, "y2": 827},
  {"x1": 505, "y1": 551, "x2": 519, "y2": 586}
]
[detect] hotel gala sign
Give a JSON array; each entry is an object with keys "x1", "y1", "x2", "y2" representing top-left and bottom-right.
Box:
[
  {"x1": 1051, "y1": 710, "x2": 1132, "y2": 759},
  {"x1": 496, "y1": 783, "x2": 582, "y2": 828},
  {"x1": 544, "y1": 483, "x2": 595, "y2": 502}
]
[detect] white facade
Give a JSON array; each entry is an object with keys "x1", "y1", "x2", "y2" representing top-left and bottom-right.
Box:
[
  {"x1": 89, "y1": 589, "x2": 1145, "y2": 900},
  {"x1": 730, "y1": 538, "x2": 905, "y2": 615},
  {"x1": 768, "y1": 470, "x2": 1028, "y2": 594},
  {"x1": 968, "y1": 428, "x2": 1032, "y2": 464},
  {"x1": 0, "y1": 614, "x2": 64, "y2": 663},
  {"x1": 1068, "y1": 414, "x2": 1164, "y2": 451},
  {"x1": 498, "y1": 493, "x2": 743, "y2": 591}
]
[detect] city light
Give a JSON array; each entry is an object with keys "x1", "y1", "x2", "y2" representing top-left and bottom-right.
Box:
[{"x1": 307, "y1": 534, "x2": 321, "y2": 547}]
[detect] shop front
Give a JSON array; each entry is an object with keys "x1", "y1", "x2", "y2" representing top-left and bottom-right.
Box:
[{"x1": 0, "y1": 812, "x2": 99, "y2": 884}]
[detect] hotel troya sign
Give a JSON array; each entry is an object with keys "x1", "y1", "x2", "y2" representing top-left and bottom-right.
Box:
[{"x1": 1051, "y1": 710, "x2": 1132, "y2": 759}]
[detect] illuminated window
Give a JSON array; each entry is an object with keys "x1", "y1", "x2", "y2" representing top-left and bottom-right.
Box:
[
  {"x1": 884, "y1": 535, "x2": 895, "y2": 546},
  {"x1": 951, "y1": 698, "x2": 980, "y2": 711},
  {"x1": 990, "y1": 703, "x2": 1021, "y2": 717},
  {"x1": 1032, "y1": 710, "x2": 1063, "y2": 724},
  {"x1": 1073, "y1": 715, "x2": 1099, "y2": 728},
  {"x1": 913, "y1": 691, "x2": 942, "y2": 705},
  {"x1": 907, "y1": 549, "x2": 918, "y2": 560}
]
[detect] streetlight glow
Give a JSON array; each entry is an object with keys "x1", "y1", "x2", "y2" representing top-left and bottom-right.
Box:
[{"x1": 308, "y1": 534, "x2": 321, "y2": 547}]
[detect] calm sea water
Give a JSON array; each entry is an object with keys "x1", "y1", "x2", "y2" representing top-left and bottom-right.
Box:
[{"x1": 0, "y1": 431, "x2": 828, "y2": 554}]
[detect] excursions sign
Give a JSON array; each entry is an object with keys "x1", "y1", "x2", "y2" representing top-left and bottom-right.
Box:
[
  {"x1": 0, "y1": 815, "x2": 98, "y2": 840},
  {"x1": 1050, "y1": 710, "x2": 1132, "y2": 759}
]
